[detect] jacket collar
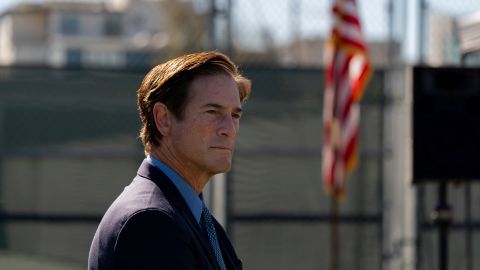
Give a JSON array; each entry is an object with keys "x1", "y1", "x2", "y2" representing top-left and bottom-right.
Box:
[{"x1": 136, "y1": 159, "x2": 224, "y2": 270}]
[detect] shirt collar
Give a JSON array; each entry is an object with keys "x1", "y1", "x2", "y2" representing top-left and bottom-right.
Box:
[{"x1": 147, "y1": 155, "x2": 203, "y2": 224}]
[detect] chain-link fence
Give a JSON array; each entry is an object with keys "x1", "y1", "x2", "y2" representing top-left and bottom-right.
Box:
[{"x1": 0, "y1": 65, "x2": 384, "y2": 270}]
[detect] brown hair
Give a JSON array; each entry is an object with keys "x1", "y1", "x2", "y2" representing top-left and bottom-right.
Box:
[{"x1": 137, "y1": 51, "x2": 252, "y2": 154}]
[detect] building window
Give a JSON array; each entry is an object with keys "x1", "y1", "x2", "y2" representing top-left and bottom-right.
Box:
[
  {"x1": 104, "y1": 14, "x2": 122, "y2": 36},
  {"x1": 60, "y1": 15, "x2": 80, "y2": 35},
  {"x1": 125, "y1": 51, "x2": 151, "y2": 69},
  {"x1": 66, "y1": 48, "x2": 82, "y2": 67},
  {"x1": 84, "y1": 51, "x2": 125, "y2": 68}
]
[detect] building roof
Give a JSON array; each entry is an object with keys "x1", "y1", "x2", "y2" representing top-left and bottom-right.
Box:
[{"x1": 0, "y1": 1, "x2": 120, "y2": 17}]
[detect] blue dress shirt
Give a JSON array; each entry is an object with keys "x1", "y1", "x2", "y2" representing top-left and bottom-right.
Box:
[{"x1": 147, "y1": 155, "x2": 203, "y2": 224}]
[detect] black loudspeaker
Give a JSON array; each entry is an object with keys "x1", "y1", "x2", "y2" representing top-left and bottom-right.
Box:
[{"x1": 413, "y1": 67, "x2": 480, "y2": 183}]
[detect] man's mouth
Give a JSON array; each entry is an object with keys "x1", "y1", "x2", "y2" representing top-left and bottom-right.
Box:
[{"x1": 210, "y1": 146, "x2": 232, "y2": 152}]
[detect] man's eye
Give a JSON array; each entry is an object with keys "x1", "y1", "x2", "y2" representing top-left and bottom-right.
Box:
[
  {"x1": 232, "y1": 113, "x2": 242, "y2": 119},
  {"x1": 206, "y1": 110, "x2": 218, "y2": 114}
]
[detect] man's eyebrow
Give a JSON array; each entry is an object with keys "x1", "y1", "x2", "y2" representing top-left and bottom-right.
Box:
[{"x1": 202, "y1": 103, "x2": 243, "y2": 113}]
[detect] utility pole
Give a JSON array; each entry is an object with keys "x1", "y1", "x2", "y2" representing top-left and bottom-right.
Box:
[
  {"x1": 418, "y1": 0, "x2": 427, "y2": 64},
  {"x1": 431, "y1": 182, "x2": 452, "y2": 270},
  {"x1": 290, "y1": 0, "x2": 301, "y2": 65},
  {"x1": 208, "y1": 0, "x2": 232, "y2": 55},
  {"x1": 208, "y1": 0, "x2": 216, "y2": 50}
]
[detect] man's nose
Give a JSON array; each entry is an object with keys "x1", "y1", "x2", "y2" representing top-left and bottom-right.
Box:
[{"x1": 218, "y1": 114, "x2": 238, "y2": 137}]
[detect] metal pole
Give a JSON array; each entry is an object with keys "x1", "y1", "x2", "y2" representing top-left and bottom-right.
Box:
[
  {"x1": 330, "y1": 197, "x2": 339, "y2": 270},
  {"x1": 465, "y1": 182, "x2": 472, "y2": 270},
  {"x1": 225, "y1": 168, "x2": 234, "y2": 237},
  {"x1": 418, "y1": 0, "x2": 426, "y2": 64},
  {"x1": 415, "y1": 185, "x2": 424, "y2": 270},
  {"x1": 209, "y1": 0, "x2": 217, "y2": 50},
  {"x1": 379, "y1": 1, "x2": 394, "y2": 269},
  {"x1": 438, "y1": 183, "x2": 447, "y2": 270},
  {"x1": 0, "y1": 100, "x2": 5, "y2": 249},
  {"x1": 290, "y1": 0, "x2": 300, "y2": 63},
  {"x1": 226, "y1": 0, "x2": 232, "y2": 57},
  {"x1": 432, "y1": 182, "x2": 451, "y2": 270},
  {"x1": 459, "y1": 51, "x2": 472, "y2": 270}
]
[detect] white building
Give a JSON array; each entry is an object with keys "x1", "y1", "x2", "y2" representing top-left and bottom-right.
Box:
[
  {"x1": 0, "y1": 0, "x2": 171, "y2": 68},
  {"x1": 426, "y1": 11, "x2": 460, "y2": 66},
  {"x1": 456, "y1": 10, "x2": 480, "y2": 64}
]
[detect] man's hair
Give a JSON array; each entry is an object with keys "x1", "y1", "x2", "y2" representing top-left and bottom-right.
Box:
[{"x1": 137, "y1": 51, "x2": 252, "y2": 154}]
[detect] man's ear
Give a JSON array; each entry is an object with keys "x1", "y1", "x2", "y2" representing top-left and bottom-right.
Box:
[{"x1": 153, "y1": 103, "x2": 171, "y2": 136}]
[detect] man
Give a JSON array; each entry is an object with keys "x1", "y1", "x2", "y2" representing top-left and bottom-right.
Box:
[{"x1": 88, "y1": 51, "x2": 252, "y2": 270}]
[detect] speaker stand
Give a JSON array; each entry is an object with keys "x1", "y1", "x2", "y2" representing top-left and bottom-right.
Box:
[{"x1": 431, "y1": 182, "x2": 452, "y2": 270}]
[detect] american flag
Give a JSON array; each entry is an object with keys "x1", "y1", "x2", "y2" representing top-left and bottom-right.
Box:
[{"x1": 322, "y1": 0, "x2": 372, "y2": 200}]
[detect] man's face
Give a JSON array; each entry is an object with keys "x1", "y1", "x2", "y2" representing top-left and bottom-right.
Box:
[{"x1": 168, "y1": 73, "x2": 242, "y2": 177}]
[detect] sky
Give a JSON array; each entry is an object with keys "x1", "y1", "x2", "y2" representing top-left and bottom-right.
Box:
[
  {"x1": 232, "y1": 0, "x2": 480, "y2": 62},
  {"x1": 2, "y1": 0, "x2": 480, "y2": 63}
]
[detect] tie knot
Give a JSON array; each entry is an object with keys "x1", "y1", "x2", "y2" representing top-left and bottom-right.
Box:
[
  {"x1": 201, "y1": 204, "x2": 215, "y2": 229},
  {"x1": 201, "y1": 203, "x2": 209, "y2": 214}
]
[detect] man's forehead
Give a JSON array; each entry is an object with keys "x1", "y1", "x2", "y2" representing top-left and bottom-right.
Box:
[{"x1": 187, "y1": 76, "x2": 241, "y2": 104}]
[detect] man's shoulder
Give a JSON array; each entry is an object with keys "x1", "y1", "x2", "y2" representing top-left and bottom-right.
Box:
[
  {"x1": 88, "y1": 176, "x2": 189, "y2": 270},
  {"x1": 117, "y1": 207, "x2": 182, "y2": 238},
  {"x1": 104, "y1": 175, "x2": 173, "y2": 224}
]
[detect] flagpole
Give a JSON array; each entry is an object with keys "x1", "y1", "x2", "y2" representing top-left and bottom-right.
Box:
[
  {"x1": 330, "y1": 196, "x2": 338, "y2": 270},
  {"x1": 323, "y1": 1, "x2": 372, "y2": 269}
]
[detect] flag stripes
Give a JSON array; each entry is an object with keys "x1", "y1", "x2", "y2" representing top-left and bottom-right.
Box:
[{"x1": 323, "y1": 0, "x2": 372, "y2": 200}]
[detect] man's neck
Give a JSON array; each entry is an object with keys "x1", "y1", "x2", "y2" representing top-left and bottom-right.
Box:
[{"x1": 149, "y1": 149, "x2": 211, "y2": 194}]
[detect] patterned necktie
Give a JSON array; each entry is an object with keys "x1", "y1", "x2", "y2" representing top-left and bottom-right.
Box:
[{"x1": 201, "y1": 203, "x2": 227, "y2": 270}]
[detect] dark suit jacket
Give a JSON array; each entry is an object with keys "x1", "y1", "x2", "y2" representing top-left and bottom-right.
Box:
[{"x1": 88, "y1": 159, "x2": 242, "y2": 270}]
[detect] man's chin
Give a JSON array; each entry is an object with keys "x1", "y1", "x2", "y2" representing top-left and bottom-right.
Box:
[{"x1": 210, "y1": 161, "x2": 232, "y2": 174}]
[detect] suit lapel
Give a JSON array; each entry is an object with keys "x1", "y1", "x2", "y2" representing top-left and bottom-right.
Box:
[{"x1": 137, "y1": 159, "x2": 222, "y2": 270}]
